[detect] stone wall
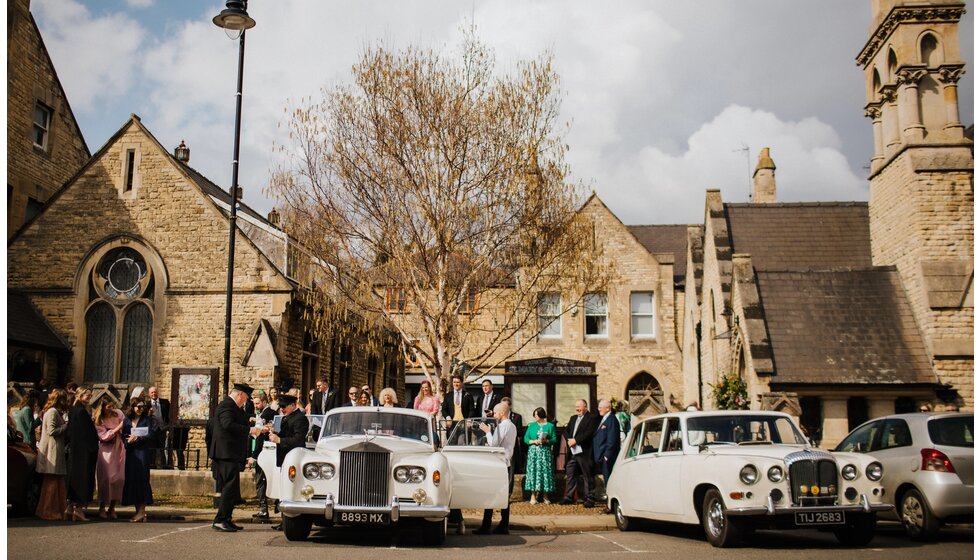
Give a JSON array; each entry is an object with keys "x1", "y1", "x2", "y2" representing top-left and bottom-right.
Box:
[{"x1": 6, "y1": 0, "x2": 90, "y2": 237}]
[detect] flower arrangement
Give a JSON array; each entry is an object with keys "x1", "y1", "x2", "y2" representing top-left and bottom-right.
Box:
[{"x1": 710, "y1": 372, "x2": 750, "y2": 410}]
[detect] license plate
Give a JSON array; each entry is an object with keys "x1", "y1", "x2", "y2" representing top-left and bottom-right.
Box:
[
  {"x1": 794, "y1": 511, "x2": 844, "y2": 526},
  {"x1": 335, "y1": 511, "x2": 389, "y2": 525}
]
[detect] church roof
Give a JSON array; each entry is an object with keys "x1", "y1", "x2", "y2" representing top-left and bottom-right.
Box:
[
  {"x1": 7, "y1": 290, "x2": 70, "y2": 351},
  {"x1": 756, "y1": 268, "x2": 936, "y2": 385},
  {"x1": 724, "y1": 202, "x2": 873, "y2": 271},
  {"x1": 627, "y1": 224, "x2": 690, "y2": 284}
]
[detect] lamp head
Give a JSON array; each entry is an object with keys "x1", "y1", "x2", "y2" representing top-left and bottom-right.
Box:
[{"x1": 213, "y1": 0, "x2": 255, "y2": 39}]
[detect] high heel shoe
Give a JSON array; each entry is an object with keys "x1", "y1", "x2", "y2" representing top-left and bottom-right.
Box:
[
  {"x1": 131, "y1": 512, "x2": 147, "y2": 523},
  {"x1": 98, "y1": 511, "x2": 109, "y2": 520},
  {"x1": 71, "y1": 508, "x2": 90, "y2": 522},
  {"x1": 108, "y1": 510, "x2": 118, "y2": 520}
]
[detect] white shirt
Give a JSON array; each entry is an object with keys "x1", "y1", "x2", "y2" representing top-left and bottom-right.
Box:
[{"x1": 486, "y1": 418, "x2": 517, "y2": 466}]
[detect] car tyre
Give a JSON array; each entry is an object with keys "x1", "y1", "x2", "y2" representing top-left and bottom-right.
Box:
[
  {"x1": 701, "y1": 488, "x2": 741, "y2": 547},
  {"x1": 612, "y1": 500, "x2": 634, "y2": 531},
  {"x1": 282, "y1": 514, "x2": 313, "y2": 541},
  {"x1": 900, "y1": 488, "x2": 940, "y2": 541},
  {"x1": 421, "y1": 518, "x2": 447, "y2": 546},
  {"x1": 833, "y1": 512, "x2": 876, "y2": 546}
]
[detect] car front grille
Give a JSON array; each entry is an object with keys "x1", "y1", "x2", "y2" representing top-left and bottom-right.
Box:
[
  {"x1": 786, "y1": 450, "x2": 839, "y2": 506},
  {"x1": 338, "y1": 448, "x2": 390, "y2": 507}
]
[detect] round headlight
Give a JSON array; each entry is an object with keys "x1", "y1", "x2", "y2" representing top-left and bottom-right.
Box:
[
  {"x1": 866, "y1": 461, "x2": 883, "y2": 481},
  {"x1": 321, "y1": 463, "x2": 336, "y2": 480},
  {"x1": 394, "y1": 466, "x2": 410, "y2": 483},
  {"x1": 841, "y1": 464, "x2": 858, "y2": 480},
  {"x1": 409, "y1": 467, "x2": 426, "y2": 483},
  {"x1": 739, "y1": 464, "x2": 759, "y2": 485},
  {"x1": 767, "y1": 465, "x2": 784, "y2": 482},
  {"x1": 303, "y1": 463, "x2": 321, "y2": 479}
]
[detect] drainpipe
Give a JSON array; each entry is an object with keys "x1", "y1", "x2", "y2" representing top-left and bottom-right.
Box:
[{"x1": 696, "y1": 321, "x2": 704, "y2": 408}]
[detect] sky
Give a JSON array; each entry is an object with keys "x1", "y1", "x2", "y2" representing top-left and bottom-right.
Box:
[{"x1": 31, "y1": 0, "x2": 974, "y2": 225}]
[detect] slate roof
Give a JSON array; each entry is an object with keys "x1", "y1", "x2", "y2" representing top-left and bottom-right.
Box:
[
  {"x1": 8, "y1": 290, "x2": 70, "y2": 351},
  {"x1": 628, "y1": 224, "x2": 689, "y2": 283},
  {"x1": 725, "y1": 203, "x2": 872, "y2": 271},
  {"x1": 756, "y1": 268, "x2": 936, "y2": 385}
]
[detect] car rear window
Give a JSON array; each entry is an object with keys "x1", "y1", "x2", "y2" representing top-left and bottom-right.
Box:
[{"x1": 928, "y1": 416, "x2": 974, "y2": 448}]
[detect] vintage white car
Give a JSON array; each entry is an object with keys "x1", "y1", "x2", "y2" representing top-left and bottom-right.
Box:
[
  {"x1": 258, "y1": 407, "x2": 509, "y2": 544},
  {"x1": 605, "y1": 411, "x2": 892, "y2": 547}
]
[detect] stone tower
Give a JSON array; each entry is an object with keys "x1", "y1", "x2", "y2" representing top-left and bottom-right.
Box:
[{"x1": 858, "y1": 0, "x2": 974, "y2": 408}]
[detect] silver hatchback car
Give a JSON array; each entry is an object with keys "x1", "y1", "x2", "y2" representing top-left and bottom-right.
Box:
[{"x1": 835, "y1": 412, "x2": 973, "y2": 540}]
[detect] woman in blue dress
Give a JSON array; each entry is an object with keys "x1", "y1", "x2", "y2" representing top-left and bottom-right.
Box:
[
  {"x1": 121, "y1": 398, "x2": 156, "y2": 522},
  {"x1": 523, "y1": 407, "x2": 556, "y2": 504}
]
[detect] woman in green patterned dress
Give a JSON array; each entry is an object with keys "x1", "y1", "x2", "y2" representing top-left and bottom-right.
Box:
[{"x1": 523, "y1": 407, "x2": 556, "y2": 504}]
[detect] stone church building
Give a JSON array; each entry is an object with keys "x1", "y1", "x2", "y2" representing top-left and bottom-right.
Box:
[{"x1": 680, "y1": 0, "x2": 973, "y2": 447}]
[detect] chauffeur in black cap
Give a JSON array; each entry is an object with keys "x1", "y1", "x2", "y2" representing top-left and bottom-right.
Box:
[
  {"x1": 269, "y1": 393, "x2": 309, "y2": 531},
  {"x1": 210, "y1": 383, "x2": 266, "y2": 532}
]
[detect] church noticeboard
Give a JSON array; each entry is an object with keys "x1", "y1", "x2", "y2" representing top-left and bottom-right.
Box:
[
  {"x1": 504, "y1": 357, "x2": 596, "y2": 426},
  {"x1": 171, "y1": 368, "x2": 219, "y2": 427}
]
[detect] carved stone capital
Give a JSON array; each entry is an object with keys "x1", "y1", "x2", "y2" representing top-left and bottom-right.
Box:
[
  {"x1": 938, "y1": 64, "x2": 966, "y2": 85},
  {"x1": 878, "y1": 84, "x2": 898, "y2": 103},
  {"x1": 896, "y1": 67, "x2": 928, "y2": 86},
  {"x1": 864, "y1": 104, "x2": 882, "y2": 120},
  {"x1": 857, "y1": 6, "x2": 966, "y2": 66}
]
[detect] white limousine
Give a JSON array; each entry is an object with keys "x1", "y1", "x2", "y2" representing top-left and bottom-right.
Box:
[
  {"x1": 258, "y1": 407, "x2": 508, "y2": 544},
  {"x1": 606, "y1": 411, "x2": 892, "y2": 547}
]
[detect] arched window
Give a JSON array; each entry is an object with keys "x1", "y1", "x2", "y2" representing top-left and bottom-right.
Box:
[
  {"x1": 872, "y1": 68, "x2": 882, "y2": 95},
  {"x1": 625, "y1": 371, "x2": 660, "y2": 396},
  {"x1": 920, "y1": 33, "x2": 941, "y2": 66},
  {"x1": 887, "y1": 48, "x2": 898, "y2": 81},
  {"x1": 80, "y1": 245, "x2": 157, "y2": 383}
]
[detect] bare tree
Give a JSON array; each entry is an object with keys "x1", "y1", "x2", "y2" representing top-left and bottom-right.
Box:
[{"x1": 269, "y1": 36, "x2": 605, "y2": 394}]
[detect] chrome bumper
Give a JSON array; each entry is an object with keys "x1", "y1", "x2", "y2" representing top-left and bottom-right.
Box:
[
  {"x1": 727, "y1": 494, "x2": 893, "y2": 516},
  {"x1": 279, "y1": 494, "x2": 450, "y2": 521}
]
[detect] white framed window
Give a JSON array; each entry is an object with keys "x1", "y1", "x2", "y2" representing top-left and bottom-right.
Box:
[
  {"x1": 537, "y1": 292, "x2": 561, "y2": 338},
  {"x1": 32, "y1": 101, "x2": 52, "y2": 149},
  {"x1": 630, "y1": 291, "x2": 656, "y2": 338},
  {"x1": 584, "y1": 292, "x2": 608, "y2": 337}
]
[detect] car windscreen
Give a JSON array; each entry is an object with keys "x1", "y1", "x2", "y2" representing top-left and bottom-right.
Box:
[
  {"x1": 687, "y1": 415, "x2": 807, "y2": 446},
  {"x1": 928, "y1": 416, "x2": 974, "y2": 448},
  {"x1": 321, "y1": 412, "x2": 433, "y2": 444}
]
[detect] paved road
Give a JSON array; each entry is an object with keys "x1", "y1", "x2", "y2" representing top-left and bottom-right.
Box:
[{"x1": 7, "y1": 517, "x2": 972, "y2": 559}]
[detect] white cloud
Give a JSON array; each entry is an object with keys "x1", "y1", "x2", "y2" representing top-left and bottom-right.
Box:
[
  {"x1": 32, "y1": 0, "x2": 145, "y2": 111},
  {"x1": 600, "y1": 105, "x2": 868, "y2": 224},
  {"x1": 124, "y1": 0, "x2": 153, "y2": 7}
]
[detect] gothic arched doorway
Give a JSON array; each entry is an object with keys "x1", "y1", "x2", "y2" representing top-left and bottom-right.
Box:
[{"x1": 625, "y1": 371, "x2": 664, "y2": 418}]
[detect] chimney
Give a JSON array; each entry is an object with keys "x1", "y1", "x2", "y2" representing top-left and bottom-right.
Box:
[
  {"x1": 174, "y1": 140, "x2": 190, "y2": 163},
  {"x1": 752, "y1": 147, "x2": 776, "y2": 203},
  {"x1": 268, "y1": 208, "x2": 280, "y2": 227}
]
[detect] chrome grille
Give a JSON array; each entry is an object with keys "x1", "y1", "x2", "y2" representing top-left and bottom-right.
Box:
[
  {"x1": 338, "y1": 449, "x2": 390, "y2": 507},
  {"x1": 788, "y1": 458, "x2": 839, "y2": 506}
]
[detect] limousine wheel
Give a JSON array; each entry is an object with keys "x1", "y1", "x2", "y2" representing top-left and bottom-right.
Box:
[
  {"x1": 282, "y1": 514, "x2": 313, "y2": 541},
  {"x1": 833, "y1": 513, "x2": 876, "y2": 546},
  {"x1": 420, "y1": 518, "x2": 447, "y2": 546},
  {"x1": 612, "y1": 500, "x2": 634, "y2": 531},
  {"x1": 702, "y1": 488, "x2": 741, "y2": 548}
]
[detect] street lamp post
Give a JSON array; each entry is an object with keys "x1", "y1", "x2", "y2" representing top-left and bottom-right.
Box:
[{"x1": 214, "y1": 0, "x2": 256, "y2": 397}]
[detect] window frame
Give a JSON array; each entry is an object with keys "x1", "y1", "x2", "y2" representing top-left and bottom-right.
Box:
[
  {"x1": 537, "y1": 292, "x2": 562, "y2": 338},
  {"x1": 385, "y1": 287, "x2": 409, "y2": 314},
  {"x1": 629, "y1": 291, "x2": 657, "y2": 339},
  {"x1": 584, "y1": 292, "x2": 608, "y2": 338},
  {"x1": 458, "y1": 292, "x2": 480, "y2": 315},
  {"x1": 32, "y1": 101, "x2": 52, "y2": 150}
]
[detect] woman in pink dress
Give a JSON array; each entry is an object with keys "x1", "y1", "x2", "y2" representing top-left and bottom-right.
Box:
[
  {"x1": 413, "y1": 380, "x2": 440, "y2": 416},
  {"x1": 93, "y1": 397, "x2": 125, "y2": 519}
]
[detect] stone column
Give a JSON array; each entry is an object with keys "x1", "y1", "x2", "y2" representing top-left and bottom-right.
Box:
[
  {"x1": 880, "y1": 85, "x2": 900, "y2": 155},
  {"x1": 864, "y1": 104, "x2": 884, "y2": 169},
  {"x1": 868, "y1": 397, "x2": 895, "y2": 420},
  {"x1": 821, "y1": 397, "x2": 849, "y2": 450},
  {"x1": 938, "y1": 64, "x2": 966, "y2": 138},
  {"x1": 896, "y1": 68, "x2": 927, "y2": 142}
]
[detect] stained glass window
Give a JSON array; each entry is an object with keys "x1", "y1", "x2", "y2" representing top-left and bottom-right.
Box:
[{"x1": 84, "y1": 303, "x2": 116, "y2": 382}]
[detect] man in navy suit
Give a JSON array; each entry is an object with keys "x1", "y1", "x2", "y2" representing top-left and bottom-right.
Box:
[{"x1": 592, "y1": 399, "x2": 621, "y2": 513}]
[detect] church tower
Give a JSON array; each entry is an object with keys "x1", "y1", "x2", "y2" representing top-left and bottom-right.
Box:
[{"x1": 858, "y1": 0, "x2": 974, "y2": 408}]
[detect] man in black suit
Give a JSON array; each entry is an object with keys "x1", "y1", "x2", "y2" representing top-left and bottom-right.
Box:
[
  {"x1": 147, "y1": 386, "x2": 169, "y2": 467},
  {"x1": 309, "y1": 377, "x2": 339, "y2": 415},
  {"x1": 209, "y1": 383, "x2": 265, "y2": 532},
  {"x1": 269, "y1": 394, "x2": 310, "y2": 531},
  {"x1": 592, "y1": 399, "x2": 621, "y2": 512},
  {"x1": 560, "y1": 399, "x2": 599, "y2": 507},
  {"x1": 476, "y1": 379, "x2": 501, "y2": 417},
  {"x1": 342, "y1": 386, "x2": 359, "y2": 407}
]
